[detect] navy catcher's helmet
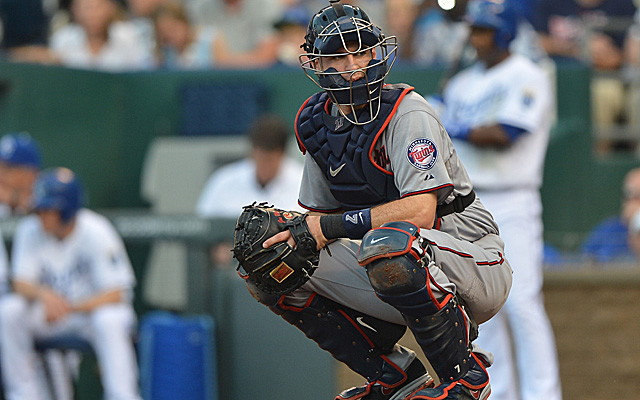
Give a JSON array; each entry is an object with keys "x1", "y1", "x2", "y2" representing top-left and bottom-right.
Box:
[
  {"x1": 300, "y1": 0, "x2": 397, "y2": 125},
  {"x1": 465, "y1": 0, "x2": 519, "y2": 50},
  {"x1": 32, "y1": 167, "x2": 83, "y2": 223}
]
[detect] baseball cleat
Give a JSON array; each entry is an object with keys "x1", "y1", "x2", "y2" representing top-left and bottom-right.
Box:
[
  {"x1": 405, "y1": 353, "x2": 490, "y2": 400},
  {"x1": 336, "y1": 358, "x2": 435, "y2": 400}
]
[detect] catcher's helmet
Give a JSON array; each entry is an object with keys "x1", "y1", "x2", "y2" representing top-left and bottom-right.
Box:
[
  {"x1": 300, "y1": 0, "x2": 397, "y2": 125},
  {"x1": 465, "y1": 0, "x2": 519, "y2": 50},
  {"x1": 32, "y1": 167, "x2": 83, "y2": 223}
]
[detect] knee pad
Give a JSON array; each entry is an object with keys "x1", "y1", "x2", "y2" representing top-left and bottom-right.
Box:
[
  {"x1": 358, "y1": 221, "x2": 438, "y2": 314},
  {"x1": 359, "y1": 222, "x2": 473, "y2": 382},
  {"x1": 271, "y1": 294, "x2": 408, "y2": 385}
]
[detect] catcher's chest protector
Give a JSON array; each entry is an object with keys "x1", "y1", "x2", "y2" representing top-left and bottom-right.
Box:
[{"x1": 295, "y1": 84, "x2": 414, "y2": 210}]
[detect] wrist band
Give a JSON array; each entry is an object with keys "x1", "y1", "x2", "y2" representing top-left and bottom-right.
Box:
[
  {"x1": 320, "y1": 214, "x2": 347, "y2": 240},
  {"x1": 341, "y1": 208, "x2": 372, "y2": 239}
]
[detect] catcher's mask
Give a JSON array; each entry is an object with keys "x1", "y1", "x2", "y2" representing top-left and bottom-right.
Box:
[{"x1": 300, "y1": 0, "x2": 397, "y2": 125}]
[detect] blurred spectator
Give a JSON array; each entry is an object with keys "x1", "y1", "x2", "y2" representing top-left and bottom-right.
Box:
[
  {"x1": 125, "y1": 0, "x2": 166, "y2": 62},
  {"x1": 50, "y1": 0, "x2": 152, "y2": 71},
  {"x1": 197, "y1": 0, "x2": 284, "y2": 69},
  {"x1": 384, "y1": 0, "x2": 419, "y2": 63},
  {"x1": 411, "y1": 0, "x2": 471, "y2": 67},
  {"x1": 0, "y1": 132, "x2": 42, "y2": 215},
  {"x1": 581, "y1": 167, "x2": 640, "y2": 262},
  {"x1": 152, "y1": 1, "x2": 222, "y2": 69},
  {"x1": 533, "y1": 0, "x2": 637, "y2": 151},
  {"x1": 624, "y1": 6, "x2": 640, "y2": 133},
  {"x1": 0, "y1": 167, "x2": 142, "y2": 400},
  {"x1": 195, "y1": 114, "x2": 303, "y2": 266},
  {"x1": 0, "y1": 0, "x2": 60, "y2": 64},
  {"x1": 271, "y1": 4, "x2": 310, "y2": 68}
]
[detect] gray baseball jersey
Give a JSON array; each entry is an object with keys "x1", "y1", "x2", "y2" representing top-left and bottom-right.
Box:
[{"x1": 291, "y1": 88, "x2": 512, "y2": 327}]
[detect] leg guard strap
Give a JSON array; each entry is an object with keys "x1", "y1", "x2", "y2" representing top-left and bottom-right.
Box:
[{"x1": 272, "y1": 294, "x2": 408, "y2": 385}]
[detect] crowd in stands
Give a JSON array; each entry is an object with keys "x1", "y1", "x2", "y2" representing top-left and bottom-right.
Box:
[
  {"x1": 2, "y1": 0, "x2": 638, "y2": 145},
  {"x1": 0, "y1": 0, "x2": 636, "y2": 71}
]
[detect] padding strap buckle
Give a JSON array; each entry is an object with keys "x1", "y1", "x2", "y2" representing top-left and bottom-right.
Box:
[
  {"x1": 436, "y1": 190, "x2": 476, "y2": 218},
  {"x1": 357, "y1": 221, "x2": 421, "y2": 266}
]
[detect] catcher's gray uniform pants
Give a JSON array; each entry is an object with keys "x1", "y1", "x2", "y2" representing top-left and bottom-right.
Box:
[{"x1": 286, "y1": 229, "x2": 512, "y2": 366}]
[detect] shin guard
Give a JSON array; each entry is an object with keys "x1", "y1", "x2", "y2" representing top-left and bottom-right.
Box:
[
  {"x1": 271, "y1": 294, "x2": 409, "y2": 385},
  {"x1": 359, "y1": 221, "x2": 474, "y2": 383}
]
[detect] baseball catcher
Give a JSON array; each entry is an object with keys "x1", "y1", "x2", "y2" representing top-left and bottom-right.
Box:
[{"x1": 233, "y1": 203, "x2": 320, "y2": 303}]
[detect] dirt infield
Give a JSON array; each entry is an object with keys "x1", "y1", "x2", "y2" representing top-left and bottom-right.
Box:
[{"x1": 336, "y1": 269, "x2": 640, "y2": 400}]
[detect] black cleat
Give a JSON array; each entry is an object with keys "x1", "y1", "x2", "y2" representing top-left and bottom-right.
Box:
[
  {"x1": 405, "y1": 353, "x2": 491, "y2": 400},
  {"x1": 336, "y1": 358, "x2": 435, "y2": 400}
]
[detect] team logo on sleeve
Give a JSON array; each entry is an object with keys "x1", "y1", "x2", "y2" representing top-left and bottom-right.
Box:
[{"x1": 406, "y1": 138, "x2": 437, "y2": 170}]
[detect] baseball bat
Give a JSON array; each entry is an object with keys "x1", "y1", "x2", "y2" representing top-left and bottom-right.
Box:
[{"x1": 437, "y1": 31, "x2": 471, "y2": 95}]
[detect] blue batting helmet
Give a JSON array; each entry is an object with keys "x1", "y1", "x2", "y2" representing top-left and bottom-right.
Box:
[
  {"x1": 32, "y1": 167, "x2": 83, "y2": 222},
  {"x1": 0, "y1": 132, "x2": 42, "y2": 169},
  {"x1": 465, "y1": 0, "x2": 519, "y2": 50}
]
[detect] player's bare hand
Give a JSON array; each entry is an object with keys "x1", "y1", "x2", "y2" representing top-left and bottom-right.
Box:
[
  {"x1": 263, "y1": 230, "x2": 295, "y2": 249},
  {"x1": 262, "y1": 215, "x2": 328, "y2": 251},
  {"x1": 305, "y1": 215, "x2": 328, "y2": 250},
  {"x1": 39, "y1": 289, "x2": 71, "y2": 323}
]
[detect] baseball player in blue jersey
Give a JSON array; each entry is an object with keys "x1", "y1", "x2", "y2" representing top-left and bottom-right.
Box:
[
  {"x1": 439, "y1": 1, "x2": 562, "y2": 400},
  {"x1": 0, "y1": 168, "x2": 141, "y2": 400},
  {"x1": 247, "y1": 1, "x2": 513, "y2": 399}
]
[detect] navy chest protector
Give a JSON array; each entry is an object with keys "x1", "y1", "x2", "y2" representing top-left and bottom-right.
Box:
[{"x1": 295, "y1": 84, "x2": 414, "y2": 210}]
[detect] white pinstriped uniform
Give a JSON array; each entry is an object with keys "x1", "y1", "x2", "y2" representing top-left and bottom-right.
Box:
[
  {"x1": 442, "y1": 53, "x2": 562, "y2": 400},
  {"x1": 0, "y1": 210, "x2": 141, "y2": 400}
]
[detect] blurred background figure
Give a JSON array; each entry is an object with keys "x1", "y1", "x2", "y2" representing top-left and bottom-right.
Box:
[
  {"x1": 624, "y1": 5, "x2": 640, "y2": 138},
  {"x1": 0, "y1": 167, "x2": 142, "y2": 400},
  {"x1": 0, "y1": 0, "x2": 59, "y2": 64},
  {"x1": 384, "y1": 0, "x2": 419, "y2": 63},
  {"x1": 195, "y1": 113, "x2": 303, "y2": 267},
  {"x1": 271, "y1": 4, "x2": 310, "y2": 68},
  {"x1": 581, "y1": 167, "x2": 640, "y2": 262},
  {"x1": 193, "y1": 0, "x2": 284, "y2": 69},
  {"x1": 125, "y1": 0, "x2": 167, "y2": 58},
  {"x1": 403, "y1": 0, "x2": 470, "y2": 67},
  {"x1": 152, "y1": 1, "x2": 221, "y2": 69},
  {"x1": 0, "y1": 132, "x2": 42, "y2": 215},
  {"x1": 439, "y1": 1, "x2": 562, "y2": 399},
  {"x1": 533, "y1": 0, "x2": 638, "y2": 152},
  {"x1": 49, "y1": 0, "x2": 152, "y2": 71}
]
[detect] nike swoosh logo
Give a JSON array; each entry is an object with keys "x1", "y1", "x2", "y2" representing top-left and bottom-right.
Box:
[
  {"x1": 356, "y1": 316, "x2": 377, "y2": 332},
  {"x1": 370, "y1": 236, "x2": 388, "y2": 245},
  {"x1": 369, "y1": 88, "x2": 377, "y2": 95},
  {"x1": 329, "y1": 163, "x2": 346, "y2": 177}
]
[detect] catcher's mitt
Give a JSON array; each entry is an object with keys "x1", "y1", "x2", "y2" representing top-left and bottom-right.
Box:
[{"x1": 233, "y1": 203, "x2": 320, "y2": 300}]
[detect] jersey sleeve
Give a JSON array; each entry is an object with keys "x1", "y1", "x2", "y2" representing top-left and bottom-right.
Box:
[
  {"x1": 90, "y1": 221, "x2": 136, "y2": 293},
  {"x1": 496, "y1": 69, "x2": 552, "y2": 133},
  {"x1": 298, "y1": 153, "x2": 343, "y2": 212},
  {"x1": 385, "y1": 95, "x2": 455, "y2": 204},
  {"x1": 10, "y1": 218, "x2": 41, "y2": 283}
]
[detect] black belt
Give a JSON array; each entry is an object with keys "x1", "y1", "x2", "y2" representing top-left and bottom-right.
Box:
[{"x1": 436, "y1": 190, "x2": 476, "y2": 217}]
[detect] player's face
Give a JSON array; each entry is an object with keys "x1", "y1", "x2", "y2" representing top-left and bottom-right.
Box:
[
  {"x1": 469, "y1": 26, "x2": 498, "y2": 62},
  {"x1": 155, "y1": 14, "x2": 190, "y2": 49},
  {"x1": 37, "y1": 209, "x2": 64, "y2": 235},
  {"x1": 319, "y1": 42, "x2": 376, "y2": 82},
  {"x1": 251, "y1": 148, "x2": 284, "y2": 187}
]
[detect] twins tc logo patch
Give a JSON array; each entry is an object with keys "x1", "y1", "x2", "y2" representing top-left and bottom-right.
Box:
[{"x1": 406, "y1": 138, "x2": 437, "y2": 170}]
